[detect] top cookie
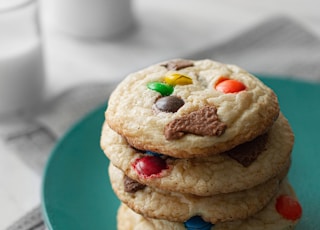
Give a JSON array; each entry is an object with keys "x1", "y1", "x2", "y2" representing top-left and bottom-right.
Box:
[{"x1": 106, "y1": 59, "x2": 279, "y2": 158}]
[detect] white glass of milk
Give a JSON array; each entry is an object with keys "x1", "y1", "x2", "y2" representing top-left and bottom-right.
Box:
[
  {"x1": 41, "y1": 0, "x2": 134, "y2": 39},
  {"x1": 0, "y1": 0, "x2": 45, "y2": 118}
]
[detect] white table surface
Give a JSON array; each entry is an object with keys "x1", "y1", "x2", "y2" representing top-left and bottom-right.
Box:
[{"x1": 1, "y1": 0, "x2": 320, "y2": 228}]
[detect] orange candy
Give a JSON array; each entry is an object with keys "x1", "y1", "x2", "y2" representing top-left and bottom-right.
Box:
[
  {"x1": 215, "y1": 78, "x2": 246, "y2": 93},
  {"x1": 275, "y1": 195, "x2": 302, "y2": 221}
]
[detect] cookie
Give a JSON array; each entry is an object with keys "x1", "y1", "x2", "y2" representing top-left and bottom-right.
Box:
[
  {"x1": 101, "y1": 113, "x2": 293, "y2": 196},
  {"x1": 117, "y1": 180, "x2": 302, "y2": 230},
  {"x1": 105, "y1": 59, "x2": 279, "y2": 158},
  {"x1": 109, "y1": 163, "x2": 288, "y2": 223}
]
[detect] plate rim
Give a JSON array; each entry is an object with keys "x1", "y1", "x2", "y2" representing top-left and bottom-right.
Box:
[{"x1": 41, "y1": 103, "x2": 107, "y2": 229}]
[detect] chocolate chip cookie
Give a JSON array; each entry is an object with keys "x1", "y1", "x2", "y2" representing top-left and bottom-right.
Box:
[
  {"x1": 105, "y1": 59, "x2": 279, "y2": 158},
  {"x1": 101, "y1": 114, "x2": 293, "y2": 196},
  {"x1": 109, "y1": 163, "x2": 288, "y2": 223}
]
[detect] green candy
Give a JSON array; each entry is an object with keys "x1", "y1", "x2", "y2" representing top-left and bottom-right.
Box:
[{"x1": 147, "y1": 82, "x2": 174, "y2": 96}]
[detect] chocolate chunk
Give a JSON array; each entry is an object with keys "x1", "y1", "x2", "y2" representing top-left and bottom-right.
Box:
[
  {"x1": 124, "y1": 175, "x2": 146, "y2": 193},
  {"x1": 155, "y1": 96, "x2": 184, "y2": 113},
  {"x1": 162, "y1": 60, "x2": 194, "y2": 70},
  {"x1": 164, "y1": 106, "x2": 227, "y2": 140},
  {"x1": 226, "y1": 133, "x2": 268, "y2": 167}
]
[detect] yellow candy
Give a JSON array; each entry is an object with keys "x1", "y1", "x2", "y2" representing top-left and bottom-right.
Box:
[{"x1": 164, "y1": 73, "x2": 193, "y2": 86}]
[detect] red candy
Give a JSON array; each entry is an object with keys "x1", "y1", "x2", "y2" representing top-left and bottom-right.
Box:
[
  {"x1": 215, "y1": 79, "x2": 246, "y2": 93},
  {"x1": 133, "y1": 156, "x2": 168, "y2": 177},
  {"x1": 275, "y1": 195, "x2": 302, "y2": 221}
]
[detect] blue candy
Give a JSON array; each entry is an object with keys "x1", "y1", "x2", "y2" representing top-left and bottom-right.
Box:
[
  {"x1": 184, "y1": 216, "x2": 214, "y2": 230},
  {"x1": 145, "y1": 151, "x2": 163, "y2": 157}
]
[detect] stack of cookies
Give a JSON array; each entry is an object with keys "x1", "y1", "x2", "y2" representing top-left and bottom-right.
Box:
[{"x1": 101, "y1": 59, "x2": 302, "y2": 230}]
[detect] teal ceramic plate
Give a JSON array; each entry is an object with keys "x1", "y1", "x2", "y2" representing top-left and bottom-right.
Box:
[{"x1": 42, "y1": 76, "x2": 320, "y2": 230}]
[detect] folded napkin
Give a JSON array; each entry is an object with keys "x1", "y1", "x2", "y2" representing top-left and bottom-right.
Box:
[
  {"x1": 5, "y1": 83, "x2": 118, "y2": 230},
  {"x1": 6, "y1": 16, "x2": 320, "y2": 230}
]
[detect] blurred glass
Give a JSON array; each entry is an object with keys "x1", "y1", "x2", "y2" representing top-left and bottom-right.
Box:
[
  {"x1": 42, "y1": 0, "x2": 134, "y2": 39},
  {"x1": 0, "y1": 0, "x2": 45, "y2": 118}
]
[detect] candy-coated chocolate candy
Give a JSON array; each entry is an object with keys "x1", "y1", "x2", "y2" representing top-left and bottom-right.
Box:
[
  {"x1": 133, "y1": 156, "x2": 168, "y2": 177},
  {"x1": 155, "y1": 96, "x2": 184, "y2": 113},
  {"x1": 215, "y1": 79, "x2": 246, "y2": 93},
  {"x1": 147, "y1": 82, "x2": 174, "y2": 96},
  {"x1": 215, "y1": 76, "x2": 229, "y2": 85},
  {"x1": 275, "y1": 195, "x2": 302, "y2": 221},
  {"x1": 145, "y1": 151, "x2": 163, "y2": 157},
  {"x1": 164, "y1": 73, "x2": 193, "y2": 86},
  {"x1": 184, "y1": 216, "x2": 213, "y2": 230}
]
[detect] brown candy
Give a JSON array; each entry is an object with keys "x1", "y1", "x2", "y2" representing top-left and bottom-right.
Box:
[
  {"x1": 162, "y1": 59, "x2": 194, "y2": 70},
  {"x1": 155, "y1": 96, "x2": 184, "y2": 113},
  {"x1": 124, "y1": 175, "x2": 146, "y2": 193},
  {"x1": 164, "y1": 106, "x2": 227, "y2": 140},
  {"x1": 226, "y1": 133, "x2": 268, "y2": 167}
]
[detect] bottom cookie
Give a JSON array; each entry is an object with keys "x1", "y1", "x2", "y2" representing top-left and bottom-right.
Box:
[{"x1": 117, "y1": 180, "x2": 302, "y2": 230}]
